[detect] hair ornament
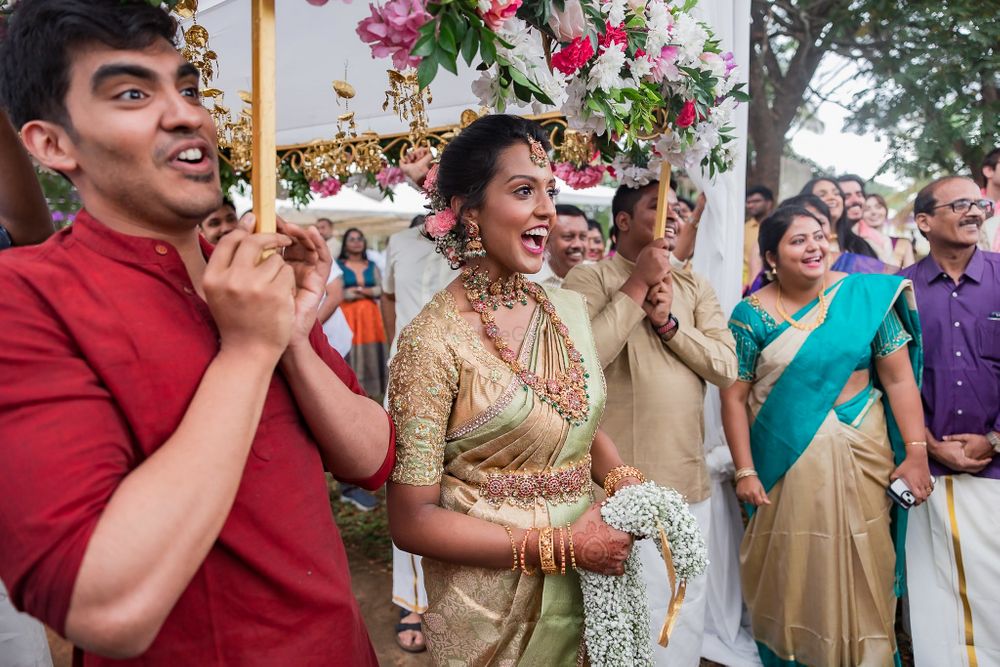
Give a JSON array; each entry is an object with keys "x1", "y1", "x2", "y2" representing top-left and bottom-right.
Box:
[{"x1": 527, "y1": 137, "x2": 550, "y2": 169}]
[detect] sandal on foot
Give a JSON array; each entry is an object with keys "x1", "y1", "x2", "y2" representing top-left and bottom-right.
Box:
[{"x1": 395, "y1": 608, "x2": 426, "y2": 653}]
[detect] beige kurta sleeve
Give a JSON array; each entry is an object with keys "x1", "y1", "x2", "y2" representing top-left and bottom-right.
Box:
[
  {"x1": 664, "y1": 273, "x2": 738, "y2": 388},
  {"x1": 562, "y1": 264, "x2": 645, "y2": 369}
]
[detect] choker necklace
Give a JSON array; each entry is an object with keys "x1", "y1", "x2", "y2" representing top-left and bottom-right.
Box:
[
  {"x1": 461, "y1": 266, "x2": 590, "y2": 425},
  {"x1": 775, "y1": 280, "x2": 828, "y2": 332}
]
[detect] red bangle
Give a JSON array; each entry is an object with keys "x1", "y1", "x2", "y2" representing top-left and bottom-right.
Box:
[{"x1": 655, "y1": 315, "x2": 678, "y2": 337}]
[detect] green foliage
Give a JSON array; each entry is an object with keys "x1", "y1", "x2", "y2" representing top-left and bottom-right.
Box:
[
  {"x1": 842, "y1": 0, "x2": 1000, "y2": 179},
  {"x1": 34, "y1": 167, "x2": 80, "y2": 224}
]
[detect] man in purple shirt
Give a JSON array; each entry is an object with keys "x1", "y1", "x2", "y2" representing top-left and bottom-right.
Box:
[{"x1": 898, "y1": 175, "x2": 999, "y2": 667}]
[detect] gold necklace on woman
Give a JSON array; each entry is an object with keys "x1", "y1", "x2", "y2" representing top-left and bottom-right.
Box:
[
  {"x1": 775, "y1": 280, "x2": 828, "y2": 332},
  {"x1": 461, "y1": 266, "x2": 590, "y2": 425}
]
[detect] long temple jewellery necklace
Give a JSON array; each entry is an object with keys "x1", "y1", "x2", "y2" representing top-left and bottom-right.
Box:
[
  {"x1": 775, "y1": 280, "x2": 828, "y2": 332},
  {"x1": 461, "y1": 266, "x2": 590, "y2": 425}
]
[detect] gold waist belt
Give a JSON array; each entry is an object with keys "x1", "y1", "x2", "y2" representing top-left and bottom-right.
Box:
[{"x1": 479, "y1": 454, "x2": 592, "y2": 509}]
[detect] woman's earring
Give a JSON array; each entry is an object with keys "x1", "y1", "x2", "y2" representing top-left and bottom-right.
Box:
[
  {"x1": 765, "y1": 263, "x2": 777, "y2": 281},
  {"x1": 463, "y1": 219, "x2": 486, "y2": 259}
]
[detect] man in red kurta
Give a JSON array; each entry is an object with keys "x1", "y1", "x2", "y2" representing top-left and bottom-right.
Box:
[{"x1": 0, "y1": 1, "x2": 394, "y2": 664}]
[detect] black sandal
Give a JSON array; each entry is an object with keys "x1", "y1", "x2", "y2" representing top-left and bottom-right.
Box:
[{"x1": 395, "y1": 607, "x2": 427, "y2": 653}]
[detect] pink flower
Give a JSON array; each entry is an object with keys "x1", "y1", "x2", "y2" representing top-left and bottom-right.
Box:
[
  {"x1": 649, "y1": 45, "x2": 679, "y2": 82},
  {"x1": 722, "y1": 51, "x2": 737, "y2": 75},
  {"x1": 376, "y1": 166, "x2": 405, "y2": 188},
  {"x1": 553, "y1": 161, "x2": 606, "y2": 190},
  {"x1": 424, "y1": 209, "x2": 457, "y2": 238},
  {"x1": 478, "y1": 0, "x2": 522, "y2": 31},
  {"x1": 422, "y1": 163, "x2": 439, "y2": 194},
  {"x1": 676, "y1": 100, "x2": 696, "y2": 128},
  {"x1": 356, "y1": 0, "x2": 431, "y2": 70},
  {"x1": 551, "y1": 36, "x2": 595, "y2": 75},
  {"x1": 310, "y1": 178, "x2": 343, "y2": 197},
  {"x1": 547, "y1": 0, "x2": 586, "y2": 41}
]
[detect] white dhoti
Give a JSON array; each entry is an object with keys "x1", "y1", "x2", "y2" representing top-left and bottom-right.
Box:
[
  {"x1": 638, "y1": 497, "x2": 711, "y2": 667},
  {"x1": 0, "y1": 580, "x2": 52, "y2": 667},
  {"x1": 907, "y1": 474, "x2": 1000, "y2": 667},
  {"x1": 700, "y1": 475, "x2": 763, "y2": 667},
  {"x1": 391, "y1": 544, "x2": 427, "y2": 614}
]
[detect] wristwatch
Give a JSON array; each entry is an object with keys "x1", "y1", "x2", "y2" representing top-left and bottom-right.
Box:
[{"x1": 987, "y1": 430, "x2": 1000, "y2": 454}]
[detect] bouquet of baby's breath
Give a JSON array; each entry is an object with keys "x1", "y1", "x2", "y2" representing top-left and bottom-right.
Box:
[{"x1": 579, "y1": 482, "x2": 707, "y2": 667}]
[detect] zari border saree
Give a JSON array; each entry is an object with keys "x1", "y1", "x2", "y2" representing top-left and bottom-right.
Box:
[
  {"x1": 729, "y1": 273, "x2": 922, "y2": 667},
  {"x1": 388, "y1": 287, "x2": 606, "y2": 667}
]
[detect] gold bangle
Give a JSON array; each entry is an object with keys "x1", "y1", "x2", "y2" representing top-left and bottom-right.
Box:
[
  {"x1": 539, "y1": 527, "x2": 557, "y2": 575},
  {"x1": 503, "y1": 525, "x2": 518, "y2": 572},
  {"x1": 904, "y1": 441, "x2": 928, "y2": 447},
  {"x1": 734, "y1": 467, "x2": 758, "y2": 482},
  {"x1": 558, "y1": 526, "x2": 567, "y2": 576},
  {"x1": 603, "y1": 465, "x2": 645, "y2": 497},
  {"x1": 566, "y1": 522, "x2": 577, "y2": 571},
  {"x1": 520, "y1": 528, "x2": 536, "y2": 576}
]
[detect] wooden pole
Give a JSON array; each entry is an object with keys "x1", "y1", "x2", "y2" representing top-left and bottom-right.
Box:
[
  {"x1": 653, "y1": 159, "x2": 674, "y2": 239},
  {"x1": 251, "y1": 0, "x2": 276, "y2": 235}
]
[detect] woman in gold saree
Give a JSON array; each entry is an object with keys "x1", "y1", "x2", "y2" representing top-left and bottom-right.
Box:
[
  {"x1": 386, "y1": 115, "x2": 646, "y2": 665},
  {"x1": 720, "y1": 206, "x2": 933, "y2": 667}
]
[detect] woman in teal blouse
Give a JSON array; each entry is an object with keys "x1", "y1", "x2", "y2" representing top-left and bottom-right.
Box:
[{"x1": 720, "y1": 206, "x2": 932, "y2": 667}]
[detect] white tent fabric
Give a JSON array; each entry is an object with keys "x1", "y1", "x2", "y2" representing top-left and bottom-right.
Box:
[{"x1": 687, "y1": 2, "x2": 760, "y2": 666}]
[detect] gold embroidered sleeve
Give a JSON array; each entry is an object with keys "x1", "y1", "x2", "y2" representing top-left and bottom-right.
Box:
[{"x1": 387, "y1": 315, "x2": 459, "y2": 486}]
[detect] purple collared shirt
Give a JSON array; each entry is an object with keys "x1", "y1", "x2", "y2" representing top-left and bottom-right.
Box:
[{"x1": 899, "y1": 249, "x2": 1000, "y2": 479}]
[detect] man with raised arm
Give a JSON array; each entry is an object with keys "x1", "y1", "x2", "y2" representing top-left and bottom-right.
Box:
[{"x1": 0, "y1": 2, "x2": 394, "y2": 664}]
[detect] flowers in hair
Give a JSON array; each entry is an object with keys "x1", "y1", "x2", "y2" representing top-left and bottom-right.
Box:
[{"x1": 424, "y1": 209, "x2": 457, "y2": 239}]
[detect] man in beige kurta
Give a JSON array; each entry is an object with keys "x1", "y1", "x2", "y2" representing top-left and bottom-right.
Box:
[{"x1": 563, "y1": 182, "x2": 737, "y2": 667}]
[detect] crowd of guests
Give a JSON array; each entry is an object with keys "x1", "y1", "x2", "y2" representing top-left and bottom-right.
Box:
[{"x1": 1, "y1": 2, "x2": 999, "y2": 667}]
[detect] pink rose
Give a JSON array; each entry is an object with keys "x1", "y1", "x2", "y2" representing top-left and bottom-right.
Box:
[
  {"x1": 478, "y1": 0, "x2": 522, "y2": 31},
  {"x1": 676, "y1": 100, "x2": 696, "y2": 128},
  {"x1": 422, "y1": 163, "x2": 439, "y2": 194},
  {"x1": 424, "y1": 209, "x2": 457, "y2": 238},
  {"x1": 649, "y1": 45, "x2": 679, "y2": 82},
  {"x1": 376, "y1": 166, "x2": 405, "y2": 188},
  {"x1": 551, "y1": 36, "x2": 595, "y2": 75},
  {"x1": 309, "y1": 178, "x2": 343, "y2": 197},
  {"x1": 553, "y1": 161, "x2": 606, "y2": 190},
  {"x1": 356, "y1": 0, "x2": 431, "y2": 70},
  {"x1": 547, "y1": 0, "x2": 586, "y2": 41}
]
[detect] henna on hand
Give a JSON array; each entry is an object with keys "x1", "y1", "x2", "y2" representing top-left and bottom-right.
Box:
[{"x1": 574, "y1": 519, "x2": 630, "y2": 575}]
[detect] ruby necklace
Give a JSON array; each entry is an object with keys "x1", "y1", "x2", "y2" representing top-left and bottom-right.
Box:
[{"x1": 462, "y1": 266, "x2": 591, "y2": 426}]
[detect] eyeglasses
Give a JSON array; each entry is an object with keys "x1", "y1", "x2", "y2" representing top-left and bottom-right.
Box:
[{"x1": 929, "y1": 198, "x2": 995, "y2": 216}]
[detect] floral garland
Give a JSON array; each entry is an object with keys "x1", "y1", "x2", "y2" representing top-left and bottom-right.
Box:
[
  {"x1": 356, "y1": 0, "x2": 748, "y2": 178},
  {"x1": 579, "y1": 482, "x2": 708, "y2": 667}
]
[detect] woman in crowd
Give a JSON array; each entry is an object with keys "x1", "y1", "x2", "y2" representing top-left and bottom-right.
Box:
[
  {"x1": 745, "y1": 193, "x2": 890, "y2": 293},
  {"x1": 585, "y1": 218, "x2": 605, "y2": 261},
  {"x1": 386, "y1": 114, "x2": 641, "y2": 665},
  {"x1": 337, "y1": 228, "x2": 388, "y2": 398},
  {"x1": 859, "y1": 193, "x2": 916, "y2": 267},
  {"x1": 720, "y1": 206, "x2": 932, "y2": 666},
  {"x1": 800, "y1": 177, "x2": 881, "y2": 267}
]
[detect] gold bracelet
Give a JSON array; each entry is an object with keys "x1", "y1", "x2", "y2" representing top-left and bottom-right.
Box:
[
  {"x1": 558, "y1": 526, "x2": 567, "y2": 575},
  {"x1": 539, "y1": 527, "x2": 558, "y2": 575},
  {"x1": 520, "y1": 528, "x2": 536, "y2": 576},
  {"x1": 904, "y1": 441, "x2": 928, "y2": 447},
  {"x1": 503, "y1": 525, "x2": 518, "y2": 572},
  {"x1": 566, "y1": 522, "x2": 577, "y2": 571},
  {"x1": 603, "y1": 465, "x2": 645, "y2": 497},
  {"x1": 734, "y1": 467, "x2": 758, "y2": 482}
]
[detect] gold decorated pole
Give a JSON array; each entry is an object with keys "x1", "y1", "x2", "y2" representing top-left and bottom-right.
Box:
[
  {"x1": 653, "y1": 159, "x2": 673, "y2": 240},
  {"x1": 251, "y1": 0, "x2": 276, "y2": 235}
]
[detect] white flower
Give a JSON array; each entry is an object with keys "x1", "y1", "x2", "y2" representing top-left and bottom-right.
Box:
[
  {"x1": 673, "y1": 13, "x2": 707, "y2": 63},
  {"x1": 603, "y1": 0, "x2": 629, "y2": 25},
  {"x1": 644, "y1": 0, "x2": 673, "y2": 54},
  {"x1": 579, "y1": 483, "x2": 708, "y2": 667},
  {"x1": 564, "y1": 77, "x2": 608, "y2": 135},
  {"x1": 477, "y1": 0, "x2": 492, "y2": 12},
  {"x1": 590, "y1": 42, "x2": 628, "y2": 92},
  {"x1": 629, "y1": 53, "x2": 654, "y2": 84},
  {"x1": 612, "y1": 153, "x2": 658, "y2": 188}
]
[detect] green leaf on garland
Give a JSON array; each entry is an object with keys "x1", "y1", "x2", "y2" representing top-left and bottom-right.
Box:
[
  {"x1": 461, "y1": 26, "x2": 479, "y2": 65},
  {"x1": 417, "y1": 53, "x2": 439, "y2": 89}
]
